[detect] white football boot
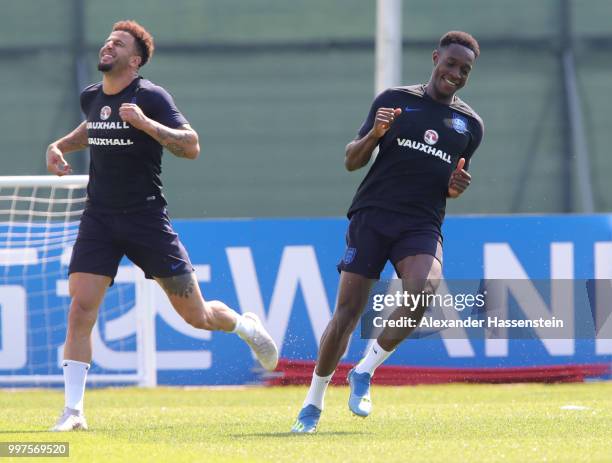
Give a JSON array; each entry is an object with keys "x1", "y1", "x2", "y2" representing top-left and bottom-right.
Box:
[
  {"x1": 50, "y1": 407, "x2": 88, "y2": 432},
  {"x1": 239, "y1": 312, "x2": 279, "y2": 371}
]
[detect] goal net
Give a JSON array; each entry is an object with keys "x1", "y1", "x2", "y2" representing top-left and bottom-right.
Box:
[{"x1": 0, "y1": 176, "x2": 155, "y2": 386}]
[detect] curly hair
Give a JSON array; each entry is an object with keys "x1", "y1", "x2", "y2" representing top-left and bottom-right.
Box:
[
  {"x1": 439, "y1": 31, "x2": 480, "y2": 58},
  {"x1": 112, "y1": 20, "x2": 155, "y2": 67}
]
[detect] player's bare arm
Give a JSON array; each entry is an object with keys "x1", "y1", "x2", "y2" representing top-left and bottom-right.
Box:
[
  {"x1": 344, "y1": 107, "x2": 402, "y2": 171},
  {"x1": 118, "y1": 103, "x2": 200, "y2": 159},
  {"x1": 46, "y1": 121, "x2": 88, "y2": 176},
  {"x1": 447, "y1": 157, "x2": 471, "y2": 198}
]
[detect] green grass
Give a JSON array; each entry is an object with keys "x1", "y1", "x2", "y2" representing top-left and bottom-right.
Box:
[{"x1": 1, "y1": 383, "x2": 611, "y2": 462}]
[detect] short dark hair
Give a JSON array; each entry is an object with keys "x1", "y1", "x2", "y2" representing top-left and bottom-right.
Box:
[
  {"x1": 439, "y1": 31, "x2": 480, "y2": 58},
  {"x1": 112, "y1": 20, "x2": 155, "y2": 67}
]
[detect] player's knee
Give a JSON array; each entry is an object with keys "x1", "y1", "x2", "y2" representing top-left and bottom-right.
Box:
[
  {"x1": 425, "y1": 278, "x2": 441, "y2": 296},
  {"x1": 67, "y1": 298, "x2": 98, "y2": 331},
  {"x1": 69, "y1": 296, "x2": 98, "y2": 317},
  {"x1": 421, "y1": 278, "x2": 442, "y2": 300},
  {"x1": 404, "y1": 277, "x2": 440, "y2": 297}
]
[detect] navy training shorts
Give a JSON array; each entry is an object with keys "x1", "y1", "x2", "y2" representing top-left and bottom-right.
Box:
[
  {"x1": 68, "y1": 205, "x2": 194, "y2": 285},
  {"x1": 337, "y1": 207, "x2": 443, "y2": 279}
]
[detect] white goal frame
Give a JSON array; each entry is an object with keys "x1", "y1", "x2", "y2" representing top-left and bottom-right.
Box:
[{"x1": 0, "y1": 175, "x2": 157, "y2": 387}]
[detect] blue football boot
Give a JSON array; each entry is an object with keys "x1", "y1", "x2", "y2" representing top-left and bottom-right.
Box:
[
  {"x1": 291, "y1": 404, "x2": 322, "y2": 433},
  {"x1": 347, "y1": 368, "x2": 372, "y2": 417}
]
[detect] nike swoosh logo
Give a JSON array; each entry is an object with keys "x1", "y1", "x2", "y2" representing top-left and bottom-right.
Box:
[
  {"x1": 171, "y1": 262, "x2": 182, "y2": 271},
  {"x1": 404, "y1": 107, "x2": 421, "y2": 112},
  {"x1": 373, "y1": 348, "x2": 378, "y2": 355}
]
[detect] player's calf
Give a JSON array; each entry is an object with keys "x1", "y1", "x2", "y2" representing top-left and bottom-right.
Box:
[{"x1": 181, "y1": 307, "x2": 214, "y2": 331}]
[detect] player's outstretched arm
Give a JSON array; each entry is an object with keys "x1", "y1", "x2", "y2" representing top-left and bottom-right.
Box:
[
  {"x1": 118, "y1": 103, "x2": 199, "y2": 159},
  {"x1": 447, "y1": 157, "x2": 472, "y2": 198},
  {"x1": 344, "y1": 107, "x2": 401, "y2": 171},
  {"x1": 46, "y1": 121, "x2": 88, "y2": 176}
]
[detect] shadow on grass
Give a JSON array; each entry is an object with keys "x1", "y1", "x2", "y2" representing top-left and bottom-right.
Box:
[{"x1": 233, "y1": 431, "x2": 368, "y2": 438}]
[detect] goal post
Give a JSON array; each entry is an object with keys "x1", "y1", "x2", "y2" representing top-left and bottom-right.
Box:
[
  {"x1": 0, "y1": 175, "x2": 90, "y2": 188},
  {"x1": 0, "y1": 175, "x2": 157, "y2": 387},
  {"x1": 375, "y1": 0, "x2": 402, "y2": 95}
]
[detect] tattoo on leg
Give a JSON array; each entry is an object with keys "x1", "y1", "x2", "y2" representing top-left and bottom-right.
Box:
[{"x1": 159, "y1": 273, "x2": 195, "y2": 298}]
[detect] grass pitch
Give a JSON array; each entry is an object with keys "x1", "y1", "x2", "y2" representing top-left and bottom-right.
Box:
[{"x1": 1, "y1": 383, "x2": 611, "y2": 462}]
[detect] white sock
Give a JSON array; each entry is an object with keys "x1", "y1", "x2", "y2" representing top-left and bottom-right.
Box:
[
  {"x1": 303, "y1": 370, "x2": 334, "y2": 410},
  {"x1": 62, "y1": 359, "x2": 90, "y2": 412},
  {"x1": 231, "y1": 314, "x2": 255, "y2": 338},
  {"x1": 354, "y1": 340, "x2": 394, "y2": 376}
]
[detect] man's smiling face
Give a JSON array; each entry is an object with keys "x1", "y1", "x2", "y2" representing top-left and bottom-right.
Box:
[
  {"x1": 430, "y1": 43, "x2": 475, "y2": 100},
  {"x1": 98, "y1": 30, "x2": 140, "y2": 73}
]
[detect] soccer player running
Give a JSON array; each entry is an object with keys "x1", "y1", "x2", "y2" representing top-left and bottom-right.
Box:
[
  {"x1": 292, "y1": 31, "x2": 483, "y2": 433},
  {"x1": 46, "y1": 21, "x2": 278, "y2": 431}
]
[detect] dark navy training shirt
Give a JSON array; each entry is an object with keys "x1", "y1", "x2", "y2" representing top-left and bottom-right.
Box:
[
  {"x1": 80, "y1": 76, "x2": 188, "y2": 210},
  {"x1": 347, "y1": 84, "x2": 484, "y2": 232}
]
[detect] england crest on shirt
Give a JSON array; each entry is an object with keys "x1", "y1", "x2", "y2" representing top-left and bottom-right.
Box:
[{"x1": 451, "y1": 113, "x2": 468, "y2": 134}]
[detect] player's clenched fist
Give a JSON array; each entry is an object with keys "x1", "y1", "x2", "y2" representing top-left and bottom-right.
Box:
[
  {"x1": 119, "y1": 103, "x2": 149, "y2": 130},
  {"x1": 373, "y1": 107, "x2": 402, "y2": 138}
]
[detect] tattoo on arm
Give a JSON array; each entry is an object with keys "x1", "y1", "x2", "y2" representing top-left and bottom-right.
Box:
[
  {"x1": 165, "y1": 142, "x2": 188, "y2": 157},
  {"x1": 57, "y1": 122, "x2": 88, "y2": 153},
  {"x1": 158, "y1": 273, "x2": 196, "y2": 298},
  {"x1": 63, "y1": 137, "x2": 87, "y2": 151},
  {"x1": 155, "y1": 125, "x2": 194, "y2": 158}
]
